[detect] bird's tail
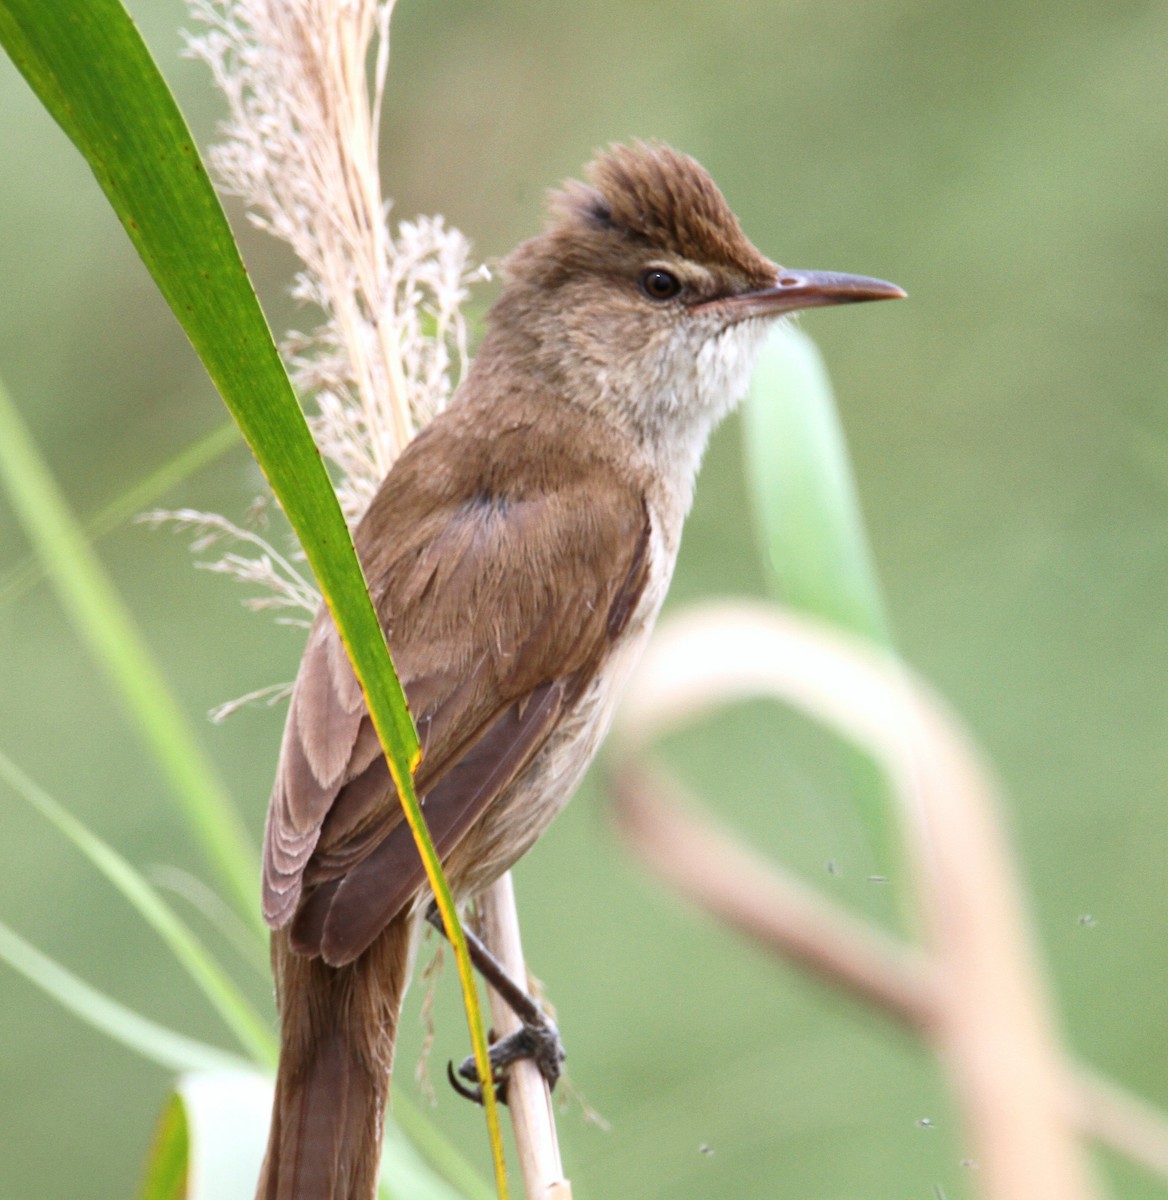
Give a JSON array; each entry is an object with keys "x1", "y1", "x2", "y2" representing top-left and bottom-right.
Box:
[{"x1": 256, "y1": 915, "x2": 414, "y2": 1200}]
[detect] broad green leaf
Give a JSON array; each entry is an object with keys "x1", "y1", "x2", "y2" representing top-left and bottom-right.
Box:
[
  {"x1": 743, "y1": 325, "x2": 898, "y2": 874},
  {"x1": 0, "y1": 1, "x2": 505, "y2": 1183},
  {"x1": 0, "y1": 746, "x2": 275, "y2": 1065},
  {"x1": 138, "y1": 1070, "x2": 483, "y2": 1200},
  {"x1": 144, "y1": 1070, "x2": 271, "y2": 1200},
  {"x1": 0, "y1": 917, "x2": 247, "y2": 1074},
  {"x1": 0, "y1": 0, "x2": 420, "y2": 808},
  {"x1": 743, "y1": 325, "x2": 891, "y2": 644}
]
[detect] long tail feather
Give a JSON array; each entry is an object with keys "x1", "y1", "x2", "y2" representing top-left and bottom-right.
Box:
[{"x1": 256, "y1": 915, "x2": 413, "y2": 1200}]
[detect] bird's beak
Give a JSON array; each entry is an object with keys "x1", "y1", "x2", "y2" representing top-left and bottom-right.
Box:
[{"x1": 711, "y1": 269, "x2": 907, "y2": 319}]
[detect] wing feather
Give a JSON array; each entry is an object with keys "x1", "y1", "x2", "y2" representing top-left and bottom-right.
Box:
[
  {"x1": 261, "y1": 397, "x2": 653, "y2": 957},
  {"x1": 296, "y1": 681, "x2": 566, "y2": 964}
]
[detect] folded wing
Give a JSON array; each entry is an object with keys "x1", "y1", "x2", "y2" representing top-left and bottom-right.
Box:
[{"x1": 262, "y1": 407, "x2": 651, "y2": 966}]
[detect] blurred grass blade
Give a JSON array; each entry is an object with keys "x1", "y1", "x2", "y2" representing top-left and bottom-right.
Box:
[
  {"x1": 0, "y1": 917, "x2": 246, "y2": 1074},
  {"x1": 0, "y1": 750, "x2": 488, "y2": 1197},
  {"x1": 390, "y1": 1099, "x2": 496, "y2": 1200},
  {"x1": 743, "y1": 325, "x2": 891, "y2": 644},
  {"x1": 149, "y1": 867, "x2": 270, "y2": 978},
  {"x1": 0, "y1": 374, "x2": 259, "y2": 926},
  {"x1": 0, "y1": 746, "x2": 275, "y2": 1065},
  {"x1": 139, "y1": 1092, "x2": 190, "y2": 1200},
  {"x1": 0, "y1": 418, "x2": 240, "y2": 607},
  {"x1": 0, "y1": 2, "x2": 506, "y2": 1182},
  {"x1": 743, "y1": 325, "x2": 897, "y2": 873},
  {"x1": 379, "y1": 1114, "x2": 487, "y2": 1200}
]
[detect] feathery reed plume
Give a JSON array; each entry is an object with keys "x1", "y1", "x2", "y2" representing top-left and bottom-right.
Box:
[{"x1": 185, "y1": 0, "x2": 480, "y2": 516}]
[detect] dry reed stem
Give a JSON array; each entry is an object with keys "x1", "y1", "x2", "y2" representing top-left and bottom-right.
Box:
[
  {"x1": 611, "y1": 600, "x2": 1101, "y2": 1200},
  {"x1": 478, "y1": 874, "x2": 572, "y2": 1200}
]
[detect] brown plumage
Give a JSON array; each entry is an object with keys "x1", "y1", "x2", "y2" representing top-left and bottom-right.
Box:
[{"x1": 256, "y1": 142, "x2": 903, "y2": 1200}]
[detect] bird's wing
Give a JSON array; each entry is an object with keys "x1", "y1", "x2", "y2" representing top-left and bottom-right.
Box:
[{"x1": 262, "y1": 412, "x2": 651, "y2": 965}]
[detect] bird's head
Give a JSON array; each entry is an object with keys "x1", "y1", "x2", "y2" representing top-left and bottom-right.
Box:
[{"x1": 483, "y1": 142, "x2": 903, "y2": 480}]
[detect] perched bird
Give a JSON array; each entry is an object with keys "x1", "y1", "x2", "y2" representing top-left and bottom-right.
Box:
[{"x1": 257, "y1": 141, "x2": 903, "y2": 1200}]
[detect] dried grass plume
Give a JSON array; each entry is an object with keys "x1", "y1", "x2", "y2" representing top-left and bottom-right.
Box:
[{"x1": 185, "y1": 0, "x2": 482, "y2": 517}]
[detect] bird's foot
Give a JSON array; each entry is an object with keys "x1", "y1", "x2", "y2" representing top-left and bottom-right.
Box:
[
  {"x1": 425, "y1": 904, "x2": 567, "y2": 1105},
  {"x1": 447, "y1": 1018, "x2": 566, "y2": 1106}
]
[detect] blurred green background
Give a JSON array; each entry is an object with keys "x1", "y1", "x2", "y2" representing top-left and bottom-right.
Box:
[{"x1": 2, "y1": 0, "x2": 1167, "y2": 1197}]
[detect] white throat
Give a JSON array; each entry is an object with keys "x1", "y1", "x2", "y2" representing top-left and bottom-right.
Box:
[{"x1": 634, "y1": 315, "x2": 775, "y2": 511}]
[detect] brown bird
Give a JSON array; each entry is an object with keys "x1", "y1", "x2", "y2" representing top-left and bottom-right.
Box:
[{"x1": 256, "y1": 141, "x2": 903, "y2": 1200}]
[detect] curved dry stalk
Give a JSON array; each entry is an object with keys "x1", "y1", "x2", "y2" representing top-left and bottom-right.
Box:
[
  {"x1": 611, "y1": 767, "x2": 1168, "y2": 1182},
  {"x1": 611, "y1": 600, "x2": 1101, "y2": 1200},
  {"x1": 611, "y1": 764, "x2": 938, "y2": 1029},
  {"x1": 478, "y1": 874, "x2": 573, "y2": 1200},
  {"x1": 1070, "y1": 1070, "x2": 1168, "y2": 1181}
]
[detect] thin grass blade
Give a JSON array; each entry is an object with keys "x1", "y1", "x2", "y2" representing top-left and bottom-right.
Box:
[
  {"x1": 0, "y1": 418, "x2": 240, "y2": 606},
  {"x1": 0, "y1": 745, "x2": 275, "y2": 1065},
  {"x1": 0, "y1": 374, "x2": 259, "y2": 925},
  {"x1": 0, "y1": 917, "x2": 246, "y2": 1074}
]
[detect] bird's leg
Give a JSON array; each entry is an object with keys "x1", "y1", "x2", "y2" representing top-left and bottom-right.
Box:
[{"x1": 425, "y1": 905, "x2": 566, "y2": 1105}]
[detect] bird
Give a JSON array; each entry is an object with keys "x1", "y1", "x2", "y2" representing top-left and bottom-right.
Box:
[{"x1": 255, "y1": 140, "x2": 903, "y2": 1200}]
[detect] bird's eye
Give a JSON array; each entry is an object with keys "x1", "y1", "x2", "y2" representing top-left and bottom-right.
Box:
[{"x1": 640, "y1": 268, "x2": 682, "y2": 301}]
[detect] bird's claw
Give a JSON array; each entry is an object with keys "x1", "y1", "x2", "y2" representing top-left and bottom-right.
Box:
[
  {"x1": 446, "y1": 1058, "x2": 498, "y2": 1106},
  {"x1": 447, "y1": 1020, "x2": 566, "y2": 1106}
]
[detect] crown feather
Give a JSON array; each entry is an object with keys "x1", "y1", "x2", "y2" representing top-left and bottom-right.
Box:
[{"x1": 549, "y1": 141, "x2": 775, "y2": 285}]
